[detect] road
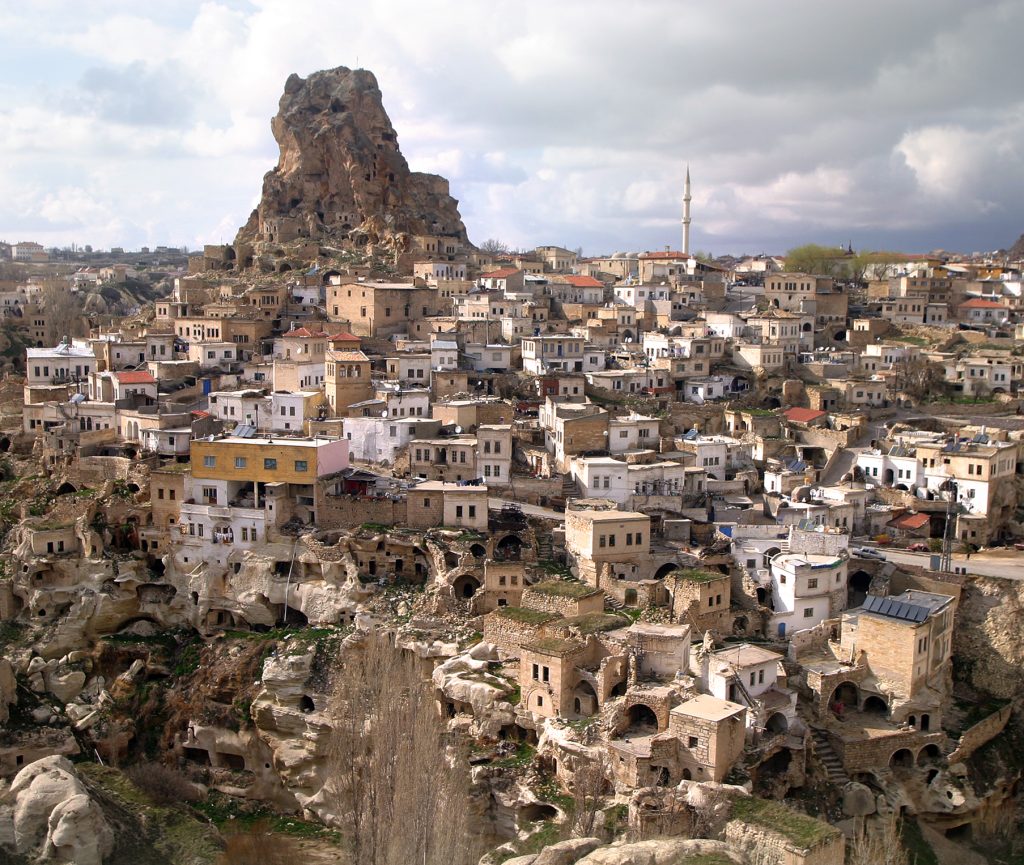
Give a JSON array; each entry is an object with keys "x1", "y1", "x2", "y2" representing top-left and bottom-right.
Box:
[
  {"x1": 488, "y1": 497, "x2": 565, "y2": 521},
  {"x1": 862, "y1": 547, "x2": 1024, "y2": 580}
]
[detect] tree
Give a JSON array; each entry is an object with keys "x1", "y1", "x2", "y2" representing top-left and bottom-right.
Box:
[
  {"x1": 894, "y1": 355, "x2": 943, "y2": 404},
  {"x1": 478, "y1": 238, "x2": 509, "y2": 254},
  {"x1": 848, "y1": 814, "x2": 909, "y2": 865},
  {"x1": 39, "y1": 283, "x2": 86, "y2": 345},
  {"x1": 325, "y1": 634, "x2": 480, "y2": 865},
  {"x1": 784, "y1": 244, "x2": 848, "y2": 277},
  {"x1": 570, "y1": 755, "x2": 608, "y2": 837}
]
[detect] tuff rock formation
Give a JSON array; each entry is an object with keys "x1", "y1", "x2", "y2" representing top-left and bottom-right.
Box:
[{"x1": 234, "y1": 66, "x2": 470, "y2": 266}]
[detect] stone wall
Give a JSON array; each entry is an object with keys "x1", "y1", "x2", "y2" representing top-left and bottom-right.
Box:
[
  {"x1": 787, "y1": 618, "x2": 841, "y2": 662},
  {"x1": 481, "y1": 609, "x2": 557, "y2": 657},
  {"x1": 828, "y1": 728, "x2": 946, "y2": 773},
  {"x1": 724, "y1": 818, "x2": 845, "y2": 865},
  {"x1": 317, "y1": 494, "x2": 406, "y2": 530},
  {"x1": 406, "y1": 488, "x2": 445, "y2": 528},
  {"x1": 948, "y1": 703, "x2": 1014, "y2": 763},
  {"x1": 521, "y1": 584, "x2": 603, "y2": 618}
]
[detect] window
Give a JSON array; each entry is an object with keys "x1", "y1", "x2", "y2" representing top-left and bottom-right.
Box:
[
  {"x1": 202, "y1": 486, "x2": 217, "y2": 502},
  {"x1": 294, "y1": 460, "x2": 308, "y2": 472},
  {"x1": 758, "y1": 669, "x2": 764, "y2": 684},
  {"x1": 807, "y1": 577, "x2": 818, "y2": 589},
  {"x1": 542, "y1": 666, "x2": 550, "y2": 683},
  {"x1": 203, "y1": 455, "x2": 216, "y2": 468},
  {"x1": 688, "y1": 736, "x2": 698, "y2": 748},
  {"x1": 469, "y1": 506, "x2": 476, "y2": 518},
  {"x1": 264, "y1": 458, "x2": 277, "y2": 470},
  {"x1": 456, "y1": 505, "x2": 464, "y2": 518},
  {"x1": 749, "y1": 672, "x2": 756, "y2": 685},
  {"x1": 599, "y1": 535, "x2": 606, "y2": 548},
  {"x1": 157, "y1": 488, "x2": 165, "y2": 500},
  {"x1": 635, "y1": 532, "x2": 642, "y2": 545},
  {"x1": 235, "y1": 457, "x2": 247, "y2": 468},
  {"x1": 803, "y1": 607, "x2": 814, "y2": 618},
  {"x1": 532, "y1": 663, "x2": 539, "y2": 680}
]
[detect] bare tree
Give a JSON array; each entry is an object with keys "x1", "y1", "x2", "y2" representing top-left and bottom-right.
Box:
[
  {"x1": 895, "y1": 355, "x2": 943, "y2": 404},
  {"x1": 848, "y1": 814, "x2": 909, "y2": 865},
  {"x1": 570, "y1": 755, "x2": 608, "y2": 837},
  {"x1": 478, "y1": 238, "x2": 509, "y2": 254},
  {"x1": 39, "y1": 283, "x2": 86, "y2": 345},
  {"x1": 325, "y1": 634, "x2": 480, "y2": 865}
]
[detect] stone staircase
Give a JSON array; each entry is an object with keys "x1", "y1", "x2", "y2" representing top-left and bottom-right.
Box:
[
  {"x1": 604, "y1": 592, "x2": 625, "y2": 612},
  {"x1": 811, "y1": 728, "x2": 850, "y2": 785},
  {"x1": 560, "y1": 472, "x2": 579, "y2": 499},
  {"x1": 536, "y1": 533, "x2": 553, "y2": 562}
]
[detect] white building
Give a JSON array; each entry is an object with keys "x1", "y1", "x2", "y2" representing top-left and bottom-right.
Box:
[
  {"x1": 343, "y1": 417, "x2": 441, "y2": 464},
  {"x1": 768, "y1": 551, "x2": 848, "y2": 638},
  {"x1": 26, "y1": 341, "x2": 97, "y2": 386}
]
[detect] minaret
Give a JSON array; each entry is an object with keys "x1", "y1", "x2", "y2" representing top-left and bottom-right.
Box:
[{"x1": 682, "y1": 166, "x2": 692, "y2": 256}]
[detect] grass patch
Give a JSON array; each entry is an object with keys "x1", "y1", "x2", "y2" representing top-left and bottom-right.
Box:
[
  {"x1": 494, "y1": 741, "x2": 536, "y2": 769},
  {"x1": 730, "y1": 795, "x2": 839, "y2": 850},
  {"x1": 493, "y1": 606, "x2": 558, "y2": 626},
  {"x1": 890, "y1": 335, "x2": 928, "y2": 346},
  {"x1": 528, "y1": 580, "x2": 598, "y2": 599},
  {"x1": 671, "y1": 568, "x2": 725, "y2": 584},
  {"x1": 192, "y1": 792, "x2": 339, "y2": 842},
  {"x1": 566, "y1": 612, "x2": 629, "y2": 634}
]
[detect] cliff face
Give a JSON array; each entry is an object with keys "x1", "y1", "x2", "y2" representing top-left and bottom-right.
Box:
[{"x1": 234, "y1": 66, "x2": 470, "y2": 263}]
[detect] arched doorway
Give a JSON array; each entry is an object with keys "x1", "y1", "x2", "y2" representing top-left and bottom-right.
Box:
[
  {"x1": 917, "y1": 744, "x2": 940, "y2": 765},
  {"x1": 573, "y1": 680, "x2": 598, "y2": 718},
  {"x1": 863, "y1": 695, "x2": 888, "y2": 716},
  {"x1": 56, "y1": 482, "x2": 77, "y2": 495},
  {"x1": 766, "y1": 712, "x2": 789, "y2": 734},
  {"x1": 763, "y1": 547, "x2": 782, "y2": 567},
  {"x1": 848, "y1": 570, "x2": 872, "y2": 608},
  {"x1": 883, "y1": 468, "x2": 895, "y2": 486},
  {"x1": 494, "y1": 535, "x2": 522, "y2": 561},
  {"x1": 890, "y1": 749, "x2": 914, "y2": 769},
  {"x1": 452, "y1": 574, "x2": 481, "y2": 599},
  {"x1": 829, "y1": 682, "x2": 860, "y2": 715},
  {"x1": 469, "y1": 543, "x2": 486, "y2": 558},
  {"x1": 627, "y1": 704, "x2": 659, "y2": 733},
  {"x1": 654, "y1": 562, "x2": 679, "y2": 581},
  {"x1": 920, "y1": 713, "x2": 930, "y2": 731}
]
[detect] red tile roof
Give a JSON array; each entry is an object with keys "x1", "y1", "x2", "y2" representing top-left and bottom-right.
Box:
[
  {"x1": 783, "y1": 407, "x2": 827, "y2": 424},
  {"x1": 327, "y1": 331, "x2": 360, "y2": 342},
  {"x1": 115, "y1": 370, "x2": 155, "y2": 384},
  {"x1": 480, "y1": 268, "x2": 521, "y2": 279},
  {"x1": 960, "y1": 298, "x2": 1005, "y2": 308},
  {"x1": 561, "y1": 275, "x2": 603, "y2": 288},
  {"x1": 889, "y1": 512, "x2": 931, "y2": 530},
  {"x1": 638, "y1": 251, "x2": 691, "y2": 260}
]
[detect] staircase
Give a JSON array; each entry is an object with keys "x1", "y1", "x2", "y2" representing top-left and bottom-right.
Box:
[
  {"x1": 536, "y1": 533, "x2": 553, "y2": 562},
  {"x1": 811, "y1": 728, "x2": 850, "y2": 785},
  {"x1": 604, "y1": 592, "x2": 624, "y2": 611},
  {"x1": 561, "y1": 473, "x2": 579, "y2": 499}
]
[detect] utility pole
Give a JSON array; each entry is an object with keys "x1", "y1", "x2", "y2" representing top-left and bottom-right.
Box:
[{"x1": 940, "y1": 479, "x2": 957, "y2": 573}]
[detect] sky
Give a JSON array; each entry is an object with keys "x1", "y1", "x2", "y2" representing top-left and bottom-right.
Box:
[{"x1": 2, "y1": 0, "x2": 1023, "y2": 257}]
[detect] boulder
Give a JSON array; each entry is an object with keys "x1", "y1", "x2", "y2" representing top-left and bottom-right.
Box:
[{"x1": 533, "y1": 837, "x2": 603, "y2": 865}]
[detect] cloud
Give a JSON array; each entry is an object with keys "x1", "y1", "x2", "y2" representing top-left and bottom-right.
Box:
[{"x1": 1, "y1": 0, "x2": 1023, "y2": 253}]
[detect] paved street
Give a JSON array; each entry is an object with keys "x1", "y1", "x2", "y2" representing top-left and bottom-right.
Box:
[
  {"x1": 863, "y1": 546, "x2": 1024, "y2": 580},
  {"x1": 488, "y1": 497, "x2": 566, "y2": 521}
]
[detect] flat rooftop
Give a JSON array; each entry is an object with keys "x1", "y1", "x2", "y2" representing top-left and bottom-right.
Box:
[
  {"x1": 711, "y1": 643, "x2": 783, "y2": 668},
  {"x1": 671, "y1": 693, "x2": 745, "y2": 722}
]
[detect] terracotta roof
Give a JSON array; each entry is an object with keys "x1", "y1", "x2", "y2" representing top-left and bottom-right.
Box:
[
  {"x1": 327, "y1": 331, "x2": 360, "y2": 342},
  {"x1": 329, "y1": 350, "x2": 369, "y2": 361},
  {"x1": 191, "y1": 410, "x2": 210, "y2": 418},
  {"x1": 114, "y1": 370, "x2": 155, "y2": 384},
  {"x1": 783, "y1": 407, "x2": 827, "y2": 424},
  {"x1": 480, "y1": 268, "x2": 521, "y2": 279},
  {"x1": 560, "y1": 275, "x2": 603, "y2": 288},
  {"x1": 888, "y1": 512, "x2": 931, "y2": 530},
  {"x1": 283, "y1": 327, "x2": 329, "y2": 338},
  {"x1": 960, "y1": 298, "x2": 1005, "y2": 308}
]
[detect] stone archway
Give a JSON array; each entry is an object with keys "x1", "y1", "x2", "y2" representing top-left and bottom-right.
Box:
[
  {"x1": 494, "y1": 534, "x2": 523, "y2": 561},
  {"x1": 890, "y1": 748, "x2": 914, "y2": 769},
  {"x1": 917, "y1": 744, "x2": 941, "y2": 765},
  {"x1": 654, "y1": 562, "x2": 679, "y2": 581},
  {"x1": 573, "y1": 680, "x2": 599, "y2": 718},
  {"x1": 452, "y1": 574, "x2": 481, "y2": 599},
  {"x1": 766, "y1": 712, "x2": 789, "y2": 734},
  {"x1": 626, "y1": 703, "x2": 659, "y2": 733},
  {"x1": 828, "y1": 681, "x2": 860, "y2": 716},
  {"x1": 863, "y1": 695, "x2": 888, "y2": 716}
]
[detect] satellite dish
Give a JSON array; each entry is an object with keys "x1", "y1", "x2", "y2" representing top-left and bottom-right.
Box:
[
  {"x1": 455, "y1": 425, "x2": 463, "y2": 434},
  {"x1": 381, "y1": 410, "x2": 388, "y2": 418}
]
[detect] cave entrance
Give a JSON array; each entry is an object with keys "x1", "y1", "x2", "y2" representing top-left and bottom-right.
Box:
[
  {"x1": 848, "y1": 570, "x2": 872, "y2": 608},
  {"x1": 627, "y1": 703, "x2": 659, "y2": 734}
]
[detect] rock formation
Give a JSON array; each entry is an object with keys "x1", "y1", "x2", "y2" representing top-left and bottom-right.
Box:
[
  {"x1": 234, "y1": 66, "x2": 471, "y2": 268},
  {"x1": 0, "y1": 756, "x2": 114, "y2": 865}
]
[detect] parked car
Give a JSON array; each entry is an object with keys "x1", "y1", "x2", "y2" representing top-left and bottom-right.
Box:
[
  {"x1": 853, "y1": 546, "x2": 887, "y2": 561},
  {"x1": 907, "y1": 543, "x2": 929, "y2": 552}
]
